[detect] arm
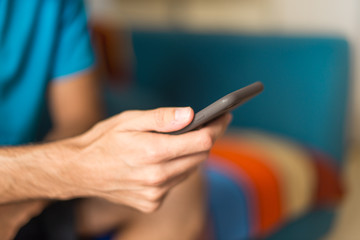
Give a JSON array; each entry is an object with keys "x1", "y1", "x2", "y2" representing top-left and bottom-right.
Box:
[
  {"x1": 0, "y1": 107, "x2": 230, "y2": 207},
  {"x1": 0, "y1": 70, "x2": 103, "y2": 238},
  {"x1": 45, "y1": 70, "x2": 103, "y2": 141},
  {"x1": 0, "y1": 0, "x2": 101, "y2": 237},
  {"x1": 0, "y1": 136, "x2": 82, "y2": 203},
  {"x1": 0, "y1": 70, "x2": 102, "y2": 203}
]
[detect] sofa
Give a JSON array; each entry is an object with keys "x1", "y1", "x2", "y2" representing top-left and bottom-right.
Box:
[{"x1": 102, "y1": 30, "x2": 350, "y2": 240}]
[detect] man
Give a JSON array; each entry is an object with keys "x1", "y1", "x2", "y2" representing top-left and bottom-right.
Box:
[{"x1": 0, "y1": 0, "x2": 230, "y2": 239}]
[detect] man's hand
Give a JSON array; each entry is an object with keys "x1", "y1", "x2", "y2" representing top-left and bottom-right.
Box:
[
  {"x1": 0, "y1": 107, "x2": 230, "y2": 213},
  {"x1": 60, "y1": 107, "x2": 231, "y2": 213}
]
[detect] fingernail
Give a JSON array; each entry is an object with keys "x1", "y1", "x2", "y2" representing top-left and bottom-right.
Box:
[{"x1": 175, "y1": 107, "x2": 191, "y2": 122}]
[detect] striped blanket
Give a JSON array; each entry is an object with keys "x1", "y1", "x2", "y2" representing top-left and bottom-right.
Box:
[{"x1": 206, "y1": 130, "x2": 343, "y2": 239}]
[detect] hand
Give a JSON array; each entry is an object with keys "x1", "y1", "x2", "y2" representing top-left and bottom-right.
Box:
[
  {"x1": 0, "y1": 200, "x2": 48, "y2": 240},
  {"x1": 60, "y1": 107, "x2": 231, "y2": 213}
]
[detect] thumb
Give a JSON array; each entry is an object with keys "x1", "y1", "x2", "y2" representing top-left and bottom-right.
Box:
[{"x1": 122, "y1": 107, "x2": 194, "y2": 132}]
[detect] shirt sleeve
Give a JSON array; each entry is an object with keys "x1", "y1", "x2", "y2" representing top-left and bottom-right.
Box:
[{"x1": 51, "y1": 0, "x2": 95, "y2": 80}]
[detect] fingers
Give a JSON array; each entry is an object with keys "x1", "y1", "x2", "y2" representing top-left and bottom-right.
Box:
[
  {"x1": 159, "y1": 166, "x2": 198, "y2": 189},
  {"x1": 162, "y1": 153, "x2": 208, "y2": 180},
  {"x1": 103, "y1": 109, "x2": 230, "y2": 165},
  {"x1": 200, "y1": 113, "x2": 232, "y2": 142},
  {"x1": 119, "y1": 107, "x2": 194, "y2": 133},
  {"x1": 100, "y1": 191, "x2": 164, "y2": 213},
  {"x1": 132, "y1": 152, "x2": 207, "y2": 186},
  {"x1": 133, "y1": 168, "x2": 198, "y2": 212},
  {"x1": 144, "y1": 113, "x2": 232, "y2": 162},
  {"x1": 142, "y1": 131, "x2": 213, "y2": 162},
  {"x1": 137, "y1": 114, "x2": 230, "y2": 188},
  {"x1": 83, "y1": 108, "x2": 231, "y2": 213},
  {"x1": 103, "y1": 167, "x2": 198, "y2": 213}
]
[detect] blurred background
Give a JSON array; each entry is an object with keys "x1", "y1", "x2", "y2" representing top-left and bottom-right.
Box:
[
  {"x1": 85, "y1": 0, "x2": 360, "y2": 144},
  {"x1": 84, "y1": 0, "x2": 360, "y2": 239}
]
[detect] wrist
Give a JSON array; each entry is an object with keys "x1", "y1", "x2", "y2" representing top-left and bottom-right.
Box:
[
  {"x1": 11, "y1": 137, "x2": 84, "y2": 201},
  {"x1": 42, "y1": 136, "x2": 87, "y2": 200}
]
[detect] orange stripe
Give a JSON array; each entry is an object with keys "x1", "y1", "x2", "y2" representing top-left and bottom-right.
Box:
[{"x1": 210, "y1": 137, "x2": 283, "y2": 235}]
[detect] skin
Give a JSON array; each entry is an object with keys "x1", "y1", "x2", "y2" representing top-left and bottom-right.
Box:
[
  {"x1": 0, "y1": 70, "x2": 103, "y2": 239},
  {"x1": 0, "y1": 71, "x2": 231, "y2": 239},
  {"x1": 76, "y1": 168, "x2": 208, "y2": 240}
]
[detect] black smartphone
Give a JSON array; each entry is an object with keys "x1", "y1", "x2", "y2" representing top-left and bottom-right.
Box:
[{"x1": 169, "y1": 82, "x2": 264, "y2": 135}]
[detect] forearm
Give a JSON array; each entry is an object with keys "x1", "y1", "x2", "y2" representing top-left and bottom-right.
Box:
[
  {"x1": 0, "y1": 139, "x2": 79, "y2": 204},
  {"x1": 0, "y1": 105, "x2": 102, "y2": 236}
]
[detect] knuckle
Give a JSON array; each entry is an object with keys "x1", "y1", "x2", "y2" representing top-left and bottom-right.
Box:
[
  {"x1": 143, "y1": 201, "x2": 162, "y2": 213},
  {"x1": 93, "y1": 120, "x2": 106, "y2": 131},
  {"x1": 114, "y1": 110, "x2": 140, "y2": 129},
  {"x1": 144, "y1": 168, "x2": 168, "y2": 186},
  {"x1": 199, "y1": 132, "x2": 213, "y2": 151},
  {"x1": 144, "y1": 144, "x2": 160, "y2": 160},
  {"x1": 144, "y1": 187, "x2": 164, "y2": 202},
  {"x1": 119, "y1": 110, "x2": 137, "y2": 119},
  {"x1": 195, "y1": 152, "x2": 209, "y2": 162},
  {"x1": 112, "y1": 111, "x2": 129, "y2": 125},
  {"x1": 143, "y1": 145, "x2": 167, "y2": 163}
]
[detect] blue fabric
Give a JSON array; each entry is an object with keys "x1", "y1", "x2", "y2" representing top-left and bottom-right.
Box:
[
  {"x1": 266, "y1": 209, "x2": 336, "y2": 240},
  {"x1": 206, "y1": 168, "x2": 251, "y2": 240},
  {"x1": 0, "y1": 0, "x2": 94, "y2": 145}
]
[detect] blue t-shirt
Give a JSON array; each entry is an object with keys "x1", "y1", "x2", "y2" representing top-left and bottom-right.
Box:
[{"x1": 0, "y1": 0, "x2": 95, "y2": 145}]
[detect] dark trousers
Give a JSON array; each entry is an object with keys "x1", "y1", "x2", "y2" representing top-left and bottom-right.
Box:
[{"x1": 15, "y1": 200, "x2": 77, "y2": 240}]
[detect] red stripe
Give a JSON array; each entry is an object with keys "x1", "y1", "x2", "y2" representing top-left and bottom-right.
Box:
[
  {"x1": 210, "y1": 137, "x2": 284, "y2": 236},
  {"x1": 309, "y1": 150, "x2": 344, "y2": 207}
]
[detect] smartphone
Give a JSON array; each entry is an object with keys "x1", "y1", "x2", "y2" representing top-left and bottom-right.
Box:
[{"x1": 169, "y1": 81, "x2": 264, "y2": 135}]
